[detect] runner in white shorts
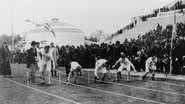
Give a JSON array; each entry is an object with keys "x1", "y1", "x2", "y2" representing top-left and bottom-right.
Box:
[
  {"x1": 67, "y1": 61, "x2": 82, "y2": 85},
  {"x1": 50, "y1": 42, "x2": 59, "y2": 77},
  {"x1": 94, "y1": 58, "x2": 109, "y2": 83},
  {"x1": 39, "y1": 46, "x2": 53, "y2": 85},
  {"x1": 36, "y1": 44, "x2": 42, "y2": 74},
  {"x1": 113, "y1": 52, "x2": 137, "y2": 82},
  {"x1": 142, "y1": 56, "x2": 157, "y2": 80}
]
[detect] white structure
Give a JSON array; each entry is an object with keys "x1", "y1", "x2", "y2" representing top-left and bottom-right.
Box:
[{"x1": 25, "y1": 18, "x2": 85, "y2": 49}]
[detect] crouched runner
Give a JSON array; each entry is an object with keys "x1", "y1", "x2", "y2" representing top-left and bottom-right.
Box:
[
  {"x1": 113, "y1": 52, "x2": 137, "y2": 82},
  {"x1": 142, "y1": 56, "x2": 157, "y2": 80},
  {"x1": 94, "y1": 58, "x2": 109, "y2": 83},
  {"x1": 67, "y1": 61, "x2": 82, "y2": 85}
]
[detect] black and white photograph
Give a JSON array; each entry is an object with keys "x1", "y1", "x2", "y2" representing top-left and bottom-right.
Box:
[{"x1": 0, "y1": 0, "x2": 185, "y2": 103}]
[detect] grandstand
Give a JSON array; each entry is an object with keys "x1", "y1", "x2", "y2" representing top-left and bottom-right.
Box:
[{"x1": 101, "y1": 0, "x2": 185, "y2": 44}]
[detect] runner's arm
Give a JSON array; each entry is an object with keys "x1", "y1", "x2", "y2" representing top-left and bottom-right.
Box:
[
  {"x1": 128, "y1": 59, "x2": 137, "y2": 72},
  {"x1": 113, "y1": 59, "x2": 120, "y2": 68}
]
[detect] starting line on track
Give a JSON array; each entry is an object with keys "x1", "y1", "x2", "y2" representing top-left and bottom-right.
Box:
[
  {"x1": 128, "y1": 76, "x2": 185, "y2": 87},
  {"x1": 0, "y1": 76, "x2": 81, "y2": 104},
  {"x1": 38, "y1": 73, "x2": 166, "y2": 104},
  {"x1": 60, "y1": 70, "x2": 185, "y2": 97},
  {"x1": 84, "y1": 69, "x2": 185, "y2": 87}
]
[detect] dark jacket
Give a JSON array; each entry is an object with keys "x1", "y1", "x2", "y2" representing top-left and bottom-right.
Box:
[
  {"x1": 0, "y1": 46, "x2": 11, "y2": 75},
  {"x1": 26, "y1": 47, "x2": 37, "y2": 68}
]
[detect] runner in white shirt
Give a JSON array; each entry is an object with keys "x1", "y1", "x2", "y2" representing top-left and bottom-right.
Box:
[
  {"x1": 142, "y1": 56, "x2": 157, "y2": 80},
  {"x1": 39, "y1": 46, "x2": 53, "y2": 85},
  {"x1": 113, "y1": 52, "x2": 137, "y2": 82},
  {"x1": 36, "y1": 45, "x2": 43, "y2": 79},
  {"x1": 94, "y1": 58, "x2": 109, "y2": 83},
  {"x1": 67, "y1": 61, "x2": 82, "y2": 85},
  {"x1": 36, "y1": 42, "x2": 42, "y2": 71},
  {"x1": 50, "y1": 43, "x2": 60, "y2": 77}
]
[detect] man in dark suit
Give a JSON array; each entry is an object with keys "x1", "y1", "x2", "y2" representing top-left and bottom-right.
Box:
[
  {"x1": 26, "y1": 41, "x2": 37, "y2": 83},
  {"x1": 63, "y1": 46, "x2": 70, "y2": 77}
]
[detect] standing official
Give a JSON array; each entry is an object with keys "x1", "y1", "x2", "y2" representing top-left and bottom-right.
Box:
[
  {"x1": 26, "y1": 41, "x2": 37, "y2": 82},
  {"x1": 64, "y1": 46, "x2": 72, "y2": 77},
  {"x1": 0, "y1": 42, "x2": 12, "y2": 77}
]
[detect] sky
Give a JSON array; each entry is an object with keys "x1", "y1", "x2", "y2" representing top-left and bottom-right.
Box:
[{"x1": 0, "y1": 0, "x2": 173, "y2": 36}]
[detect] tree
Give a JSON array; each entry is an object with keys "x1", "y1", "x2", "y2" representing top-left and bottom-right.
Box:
[
  {"x1": 177, "y1": 22, "x2": 185, "y2": 40},
  {"x1": 88, "y1": 36, "x2": 98, "y2": 42},
  {"x1": 0, "y1": 34, "x2": 11, "y2": 45},
  {"x1": 0, "y1": 34, "x2": 22, "y2": 45}
]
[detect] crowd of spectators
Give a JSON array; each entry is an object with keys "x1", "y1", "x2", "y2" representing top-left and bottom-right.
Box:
[
  {"x1": 10, "y1": 22, "x2": 185, "y2": 75},
  {"x1": 141, "y1": 1, "x2": 185, "y2": 22},
  {"x1": 57, "y1": 22, "x2": 185, "y2": 75},
  {"x1": 110, "y1": 1, "x2": 185, "y2": 39},
  {"x1": 9, "y1": 50, "x2": 27, "y2": 64}
]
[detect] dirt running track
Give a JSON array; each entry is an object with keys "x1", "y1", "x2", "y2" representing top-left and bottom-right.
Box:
[{"x1": 0, "y1": 64, "x2": 184, "y2": 104}]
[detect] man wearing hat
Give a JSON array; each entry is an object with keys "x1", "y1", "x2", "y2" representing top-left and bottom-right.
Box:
[
  {"x1": 26, "y1": 41, "x2": 37, "y2": 83},
  {"x1": 0, "y1": 41, "x2": 12, "y2": 77}
]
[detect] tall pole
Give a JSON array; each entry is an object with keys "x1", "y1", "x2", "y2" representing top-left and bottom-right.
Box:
[
  {"x1": 170, "y1": 0, "x2": 177, "y2": 75},
  {"x1": 11, "y1": 8, "x2": 15, "y2": 63}
]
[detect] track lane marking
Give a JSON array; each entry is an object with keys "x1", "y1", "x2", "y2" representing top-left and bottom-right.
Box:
[
  {"x1": 129, "y1": 76, "x2": 185, "y2": 87},
  {"x1": 48, "y1": 74, "x2": 166, "y2": 104},
  {"x1": 83, "y1": 69, "x2": 185, "y2": 87},
  {"x1": 0, "y1": 76, "x2": 81, "y2": 104},
  {"x1": 58, "y1": 70, "x2": 185, "y2": 97},
  {"x1": 81, "y1": 71, "x2": 185, "y2": 97}
]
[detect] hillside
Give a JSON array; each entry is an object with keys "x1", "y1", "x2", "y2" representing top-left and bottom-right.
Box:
[
  {"x1": 165, "y1": 0, "x2": 185, "y2": 8},
  {"x1": 100, "y1": 0, "x2": 185, "y2": 44}
]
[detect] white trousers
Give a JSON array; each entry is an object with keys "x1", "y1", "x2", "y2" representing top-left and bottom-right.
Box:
[
  {"x1": 39, "y1": 61, "x2": 51, "y2": 72},
  {"x1": 145, "y1": 64, "x2": 156, "y2": 72},
  {"x1": 118, "y1": 64, "x2": 131, "y2": 72},
  {"x1": 94, "y1": 66, "x2": 107, "y2": 78}
]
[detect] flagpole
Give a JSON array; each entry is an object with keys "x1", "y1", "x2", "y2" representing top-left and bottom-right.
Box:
[
  {"x1": 169, "y1": 0, "x2": 177, "y2": 75},
  {"x1": 11, "y1": 8, "x2": 15, "y2": 63}
]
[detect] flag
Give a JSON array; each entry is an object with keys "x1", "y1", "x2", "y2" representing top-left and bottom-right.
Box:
[
  {"x1": 44, "y1": 23, "x2": 56, "y2": 38},
  {"x1": 25, "y1": 19, "x2": 31, "y2": 23},
  {"x1": 25, "y1": 19, "x2": 41, "y2": 27}
]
